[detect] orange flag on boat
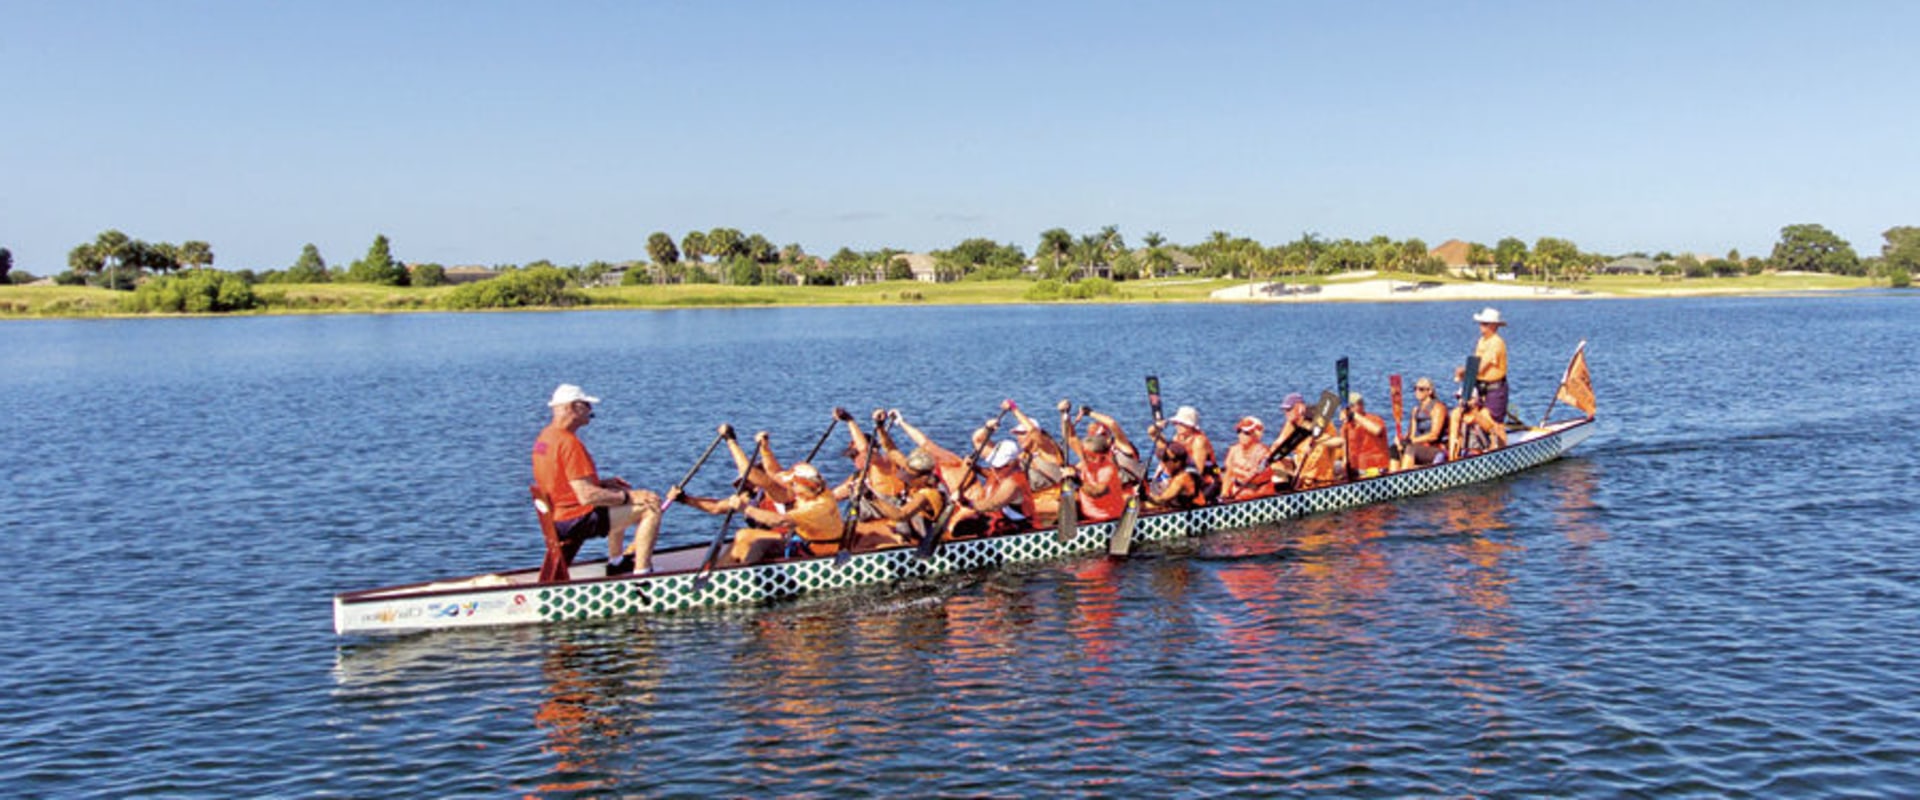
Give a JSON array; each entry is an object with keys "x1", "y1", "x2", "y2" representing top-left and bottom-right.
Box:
[{"x1": 1556, "y1": 342, "x2": 1596, "y2": 418}]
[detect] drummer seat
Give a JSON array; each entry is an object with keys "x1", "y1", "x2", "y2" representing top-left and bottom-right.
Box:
[{"x1": 531, "y1": 485, "x2": 583, "y2": 582}]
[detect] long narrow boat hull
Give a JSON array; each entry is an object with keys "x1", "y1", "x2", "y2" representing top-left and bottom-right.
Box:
[{"x1": 334, "y1": 418, "x2": 1595, "y2": 635}]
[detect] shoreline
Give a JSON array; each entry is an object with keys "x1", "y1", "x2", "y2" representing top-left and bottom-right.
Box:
[{"x1": 0, "y1": 275, "x2": 1894, "y2": 319}]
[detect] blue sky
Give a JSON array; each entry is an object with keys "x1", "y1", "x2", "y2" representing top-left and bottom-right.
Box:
[{"x1": 3, "y1": 1, "x2": 1915, "y2": 272}]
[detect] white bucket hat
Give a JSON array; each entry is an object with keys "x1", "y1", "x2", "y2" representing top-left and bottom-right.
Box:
[
  {"x1": 1171, "y1": 406, "x2": 1200, "y2": 428},
  {"x1": 981, "y1": 440, "x2": 1022, "y2": 469},
  {"x1": 1472, "y1": 308, "x2": 1506, "y2": 326},
  {"x1": 549, "y1": 383, "x2": 600, "y2": 406}
]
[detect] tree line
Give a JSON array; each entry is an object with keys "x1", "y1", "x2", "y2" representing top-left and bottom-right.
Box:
[{"x1": 9, "y1": 222, "x2": 1915, "y2": 291}]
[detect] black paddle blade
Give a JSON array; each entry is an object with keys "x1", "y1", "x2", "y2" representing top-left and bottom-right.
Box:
[
  {"x1": 1336, "y1": 357, "x2": 1351, "y2": 408},
  {"x1": 1462, "y1": 355, "x2": 1481, "y2": 402},
  {"x1": 1315, "y1": 391, "x2": 1339, "y2": 424}
]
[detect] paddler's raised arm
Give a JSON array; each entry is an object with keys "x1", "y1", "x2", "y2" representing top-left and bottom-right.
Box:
[
  {"x1": 837, "y1": 406, "x2": 867, "y2": 455},
  {"x1": 1081, "y1": 407, "x2": 1139, "y2": 460},
  {"x1": 871, "y1": 409, "x2": 909, "y2": 469},
  {"x1": 1059, "y1": 399, "x2": 1083, "y2": 460},
  {"x1": 890, "y1": 409, "x2": 961, "y2": 465}
]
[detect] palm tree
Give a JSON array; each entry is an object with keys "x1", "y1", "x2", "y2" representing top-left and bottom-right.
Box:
[
  {"x1": 1038, "y1": 228, "x2": 1072, "y2": 276},
  {"x1": 681, "y1": 231, "x2": 708, "y2": 265}
]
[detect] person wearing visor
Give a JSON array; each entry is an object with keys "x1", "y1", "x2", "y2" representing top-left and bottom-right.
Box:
[
  {"x1": 531, "y1": 384, "x2": 663, "y2": 576},
  {"x1": 675, "y1": 461, "x2": 845, "y2": 565},
  {"x1": 1399, "y1": 376, "x2": 1450, "y2": 469}
]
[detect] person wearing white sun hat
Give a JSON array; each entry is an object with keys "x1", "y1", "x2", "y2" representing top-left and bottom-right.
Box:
[{"x1": 1463, "y1": 307, "x2": 1511, "y2": 425}]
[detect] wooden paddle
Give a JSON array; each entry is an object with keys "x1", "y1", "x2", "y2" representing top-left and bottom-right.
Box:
[
  {"x1": 915, "y1": 407, "x2": 1012, "y2": 560},
  {"x1": 693, "y1": 417, "x2": 840, "y2": 589},
  {"x1": 1107, "y1": 483, "x2": 1140, "y2": 557},
  {"x1": 1388, "y1": 374, "x2": 1405, "y2": 444},
  {"x1": 1110, "y1": 375, "x2": 1163, "y2": 557},
  {"x1": 832, "y1": 416, "x2": 889, "y2": 566},
  {"x1": 1055, "y1": 471, "x2": 1078, "y2": 544}
]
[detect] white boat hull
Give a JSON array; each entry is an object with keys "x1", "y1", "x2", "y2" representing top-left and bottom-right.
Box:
[{"x1": 335, "y1": 418, "x2": 1595, "y2": 635}]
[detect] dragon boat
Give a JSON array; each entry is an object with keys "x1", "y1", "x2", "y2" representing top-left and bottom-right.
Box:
[{"x1": 334, "y1": 415, "x2": 1596, "y2": 636}]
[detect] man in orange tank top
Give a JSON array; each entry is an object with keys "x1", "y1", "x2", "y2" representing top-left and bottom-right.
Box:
[{"x1": 531, "y1": 384, "x2": 663, "y2": 575}]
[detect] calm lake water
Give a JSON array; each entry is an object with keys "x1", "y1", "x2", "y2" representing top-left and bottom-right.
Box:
[{"x1": 3, "y1": 295, "x2": 1917, "y2": 797}]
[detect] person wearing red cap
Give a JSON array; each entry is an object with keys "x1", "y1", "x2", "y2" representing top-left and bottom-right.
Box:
[
  {"x1": 532, "y1": 384, "x2": 663, "y2": 576},
  {"x1": 1220, "y1": 416, "x2": 1275, "y2": 501}
]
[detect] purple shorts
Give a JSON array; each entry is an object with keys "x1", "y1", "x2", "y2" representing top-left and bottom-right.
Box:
[{"x1": 1479, "y1": 380, "x2": 1509, "y2": 424}]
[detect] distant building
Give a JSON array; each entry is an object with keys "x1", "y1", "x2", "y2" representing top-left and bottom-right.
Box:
[
  {"x1": 1600, "y1": 257, "x2": 1657, "y2": 275},
  {"x1": 1133, "y1": 247, "x2": 1204, "y2": 278},
  {"x1": 896, "y1": 253, "x2": 943, "y2": 283},
  {"x1": 1430, "y1": 239, "x2": 1472, "y2": 270}
]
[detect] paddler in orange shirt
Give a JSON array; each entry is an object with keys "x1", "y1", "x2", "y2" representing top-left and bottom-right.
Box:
[
  {"x1": 1003, "y1": 399, "x2": 1069, "y2": 525},
  {"x1": 1219, "y1": 416, "x2": 1275, "y2": 501},
  {"x1": 1060, "y1": 399, "x2": 1129, "y2": 522},
  {"x1": 675, "y1": 462, "x2": 845, "y2": 565},
  {"x1": 1339, "y1": 392, "x2": 1393, "y2": 478}
]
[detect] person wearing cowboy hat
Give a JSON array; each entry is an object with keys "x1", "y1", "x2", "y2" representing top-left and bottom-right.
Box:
[{"x1": 1461, "y1": 307, "x2": 1511, "y2": 426}]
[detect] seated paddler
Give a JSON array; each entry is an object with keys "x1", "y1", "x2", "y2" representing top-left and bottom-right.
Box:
[
  {"x1": 1060, "y1": 399, "x2": 1129, "y2": 523},
  {"x1": 672, "y1": 462, "x2": 845, "y2": 565},
  {"x1": 948, "y1": 439, "x2": 1038, "y2": 539}
]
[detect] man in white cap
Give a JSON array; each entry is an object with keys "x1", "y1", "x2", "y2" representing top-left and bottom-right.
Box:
[
  {"x1": 1466, "y1": 307, "x2": 1511, "y2": 425},
  {"x1": 532, "y1": 384, "x2": 663, "y2": 577}
]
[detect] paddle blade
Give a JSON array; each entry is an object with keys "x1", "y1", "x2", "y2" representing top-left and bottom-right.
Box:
[
  {"x1": 1336, "y1": 357, "x2": 1351, "y2": 409},
  {"x1": 1108, "y1": 493, "x2": 1139, "y2": 556},
  {"x1": 1314, "y1": 391, "x2": 1339, "y2": 426},
  {"x1": 1462, "y1": 355, "x2": 1481, "y2": 402},
  {"x1": 1389, "y1": 374, "x2": 1405, "y2": 440},
  {"x1": 1055, "y1": 484, "x2": 1078, "y2": 543},
  {"x1": 1145, "y1": 375, "x2": 1164, "y2": 421}
]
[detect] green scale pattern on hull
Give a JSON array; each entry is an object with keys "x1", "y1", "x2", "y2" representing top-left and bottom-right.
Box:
[{"x1": 526, "y1": 421, "x2": 1592, "y2": 623}]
